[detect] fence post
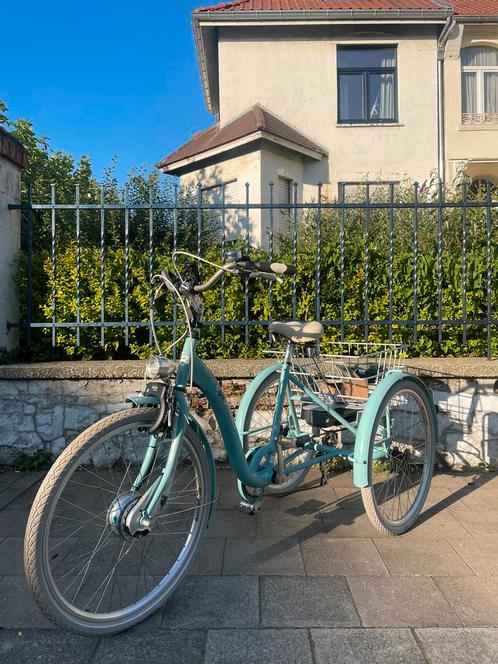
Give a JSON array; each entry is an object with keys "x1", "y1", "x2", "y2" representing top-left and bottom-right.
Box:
[{"x1": 0, "y1": 128, "x2": 26, "y2": 351}]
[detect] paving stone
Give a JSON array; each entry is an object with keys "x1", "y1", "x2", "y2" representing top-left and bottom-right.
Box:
[
  {"x1": 278, "y1": 485, "x2": 338, "y2": 515},
  {"x1": 204, "y1": 628, "x2": 314, "y2": 664},
  {"x1": 0, "y1": 576, "x2": 55, "y2": 628},
  {"x1": 430, "y1": 473, "x2": 481, "y2": 490},
  {"x1": 189, "y1": 537, "x2": 225, "y2": 575},
  {"x1": 434, "y1": 576, "x2": 498, "y2": 627},
  {"x1": 216, "y1": 468, "x2": 238, "y2": 487},
  {"x1": 448, "y1": 535, "x2": 498, "y2": 576},
  {"x1": 374, "y1": 537, "x2": 474, "y2": 576},
  {"x1": 415, "y1": 628, "x2": 498, "y2": 664},
  {"x1": 0, "y1": 490, "x2": 26, "y2": 510},
  {"x1": 223, "y1": 537, "x2": 305, "y2": 575},
  {"x1": 162, "y1": 576, "x2": 258, "y2": 629},
  {"x1": 205, "y1": 508, "x2": 256, "y2": 538},
  {"x1": 0, "y1": 472, "x2": 21, "y2": 490},
  {"x1": 332, "y1": 488, "x2": 365, "y2": 512},
  {"x1": 95, "y1": 630, "x2": 206, "y2": 664},
  {"x1": 0, "y1": 537, "x2": 24, "y2": 575},
  {"x1": 449, "y1": 507, "x2": 498, "y2": 536},
  {"x1": 311, "y1": 628, "x2": 426, "y2": 664},
  {"x1": 448, "y1": 502, "x2": 498, "y2": 523},
  {"x1": 217, "y1": 486, "x2": 242, "y2": 509},
  {"x1": 401, "y1": 509, "x2": 471, "y2": 539},
  {"x1": 7, "y1": 472, "x2": 46, "y2": 492},
  {"x1": 321, "y1": 508, "x2": 391, "y2": 538},
  {"x1": 1, "y1": 483, "x2": 41, "y2": 510},
  {"x1": 301, "y1": 537, "x2": 389, "y2": 576},
  {"x1": 459, "y1": 487, "x2": 498, "y2": 510},
  {"x1": 256, "y1": 510, "x2": 324, "y2": 539},
  {"x1": 0, "y1": 509, "x2": 28, "y2": 536},
  {"x1": 325, "y1": 471, "x2": 357, "y2": 488},
  {"x1": 261, "y1": 576, "x2": 359, "y2": 627},
  {"x1": 348, "y1": 576, "x2": 461, "y2": 627},
  {"x1": 0, "y1": 629, "x2": 97, "y2": 664}
]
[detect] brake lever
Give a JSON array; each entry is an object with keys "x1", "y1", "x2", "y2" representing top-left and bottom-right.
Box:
[{"x1": 248, "y1": 271, "x2": 282, "y2": 284}]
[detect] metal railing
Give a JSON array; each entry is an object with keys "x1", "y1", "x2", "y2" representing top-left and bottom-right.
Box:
[{"x1": 8, "y1": 180, "x2": 498, "y2": 358}]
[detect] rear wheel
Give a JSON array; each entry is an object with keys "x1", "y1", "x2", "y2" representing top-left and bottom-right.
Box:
[
  {"x1": 240, "y1": 371, "x2": 313, "y2": 496},
  {"x1": 24, "y1": 407, "x2": 211, "y2": 635},
  {"x1": 361, "y1": 378, "x2": 436, "y2": 535}
]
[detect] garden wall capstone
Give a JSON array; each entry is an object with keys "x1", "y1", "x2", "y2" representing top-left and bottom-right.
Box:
[{"x1": 0, "y1": 358, "x2": 497, "y2": 467}]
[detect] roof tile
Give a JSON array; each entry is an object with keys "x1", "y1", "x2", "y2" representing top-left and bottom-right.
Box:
[{"x1": 195, "y1": 0, "x2": 498, "y2": 15}]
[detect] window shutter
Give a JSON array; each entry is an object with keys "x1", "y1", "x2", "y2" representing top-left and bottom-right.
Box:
[{"x1": 277, "y1": 177, "x2": 291, "y2": 235}]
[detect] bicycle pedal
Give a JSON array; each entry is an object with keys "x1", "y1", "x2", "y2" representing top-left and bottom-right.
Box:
[{"x1": 239, "y1": 500, "x2": 261, "y2": 515}]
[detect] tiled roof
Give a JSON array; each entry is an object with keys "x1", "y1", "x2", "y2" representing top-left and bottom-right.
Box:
[
  {"x1": 157, "y1": 105, "x2": 326, "y2": 170},
  {"x1": 195, "y1": 0, "x2": 498, "y2": 15},
  {"x1": 451, "y1": 0, "x2": 498, "y2": 13}
]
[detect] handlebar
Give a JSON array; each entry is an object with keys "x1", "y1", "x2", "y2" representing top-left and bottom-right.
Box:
[
  {"x1": 193, "y1": 258, "x2": 296, "y2": 293},
  {"x1": 156, "y1": 256, "x2": 296, "y2": 296}
]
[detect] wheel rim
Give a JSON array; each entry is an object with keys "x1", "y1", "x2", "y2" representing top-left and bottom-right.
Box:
[
  {"x1": 40, "y1": 417, "x2": 208, "y2": 624},
  {"x1": 243, "y1": 375, "x2": 312, "y2": 490},
  {"x1": 370, "y1": 387, "x2": 433, "y2": 527}
]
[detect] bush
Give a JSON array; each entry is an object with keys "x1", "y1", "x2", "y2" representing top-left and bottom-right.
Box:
[{"x1": 15, "y1": 182, "x2": 498, "y2": 360}]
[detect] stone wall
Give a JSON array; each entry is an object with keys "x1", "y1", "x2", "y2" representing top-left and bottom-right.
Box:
[
  {"x1": 0, "y1": 128, "x2": 26, "y2": 351},
  {"x1": 0, "y1": 359, "x2": 497, "y2": 468}
]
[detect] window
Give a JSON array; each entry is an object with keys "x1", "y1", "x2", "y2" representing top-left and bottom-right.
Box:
[
  {"x1": 337, "y1": 46, "x2": 397, "y2": 123},
  {"x1": 339, "y1": 180, "x2": 399, "y2": 201},
  {"x1": 461, "y1": 46, "x2": 498, "y2": 124},
  {"x1": 468, "y1": 178, "x2": 497, "y2": 199}
]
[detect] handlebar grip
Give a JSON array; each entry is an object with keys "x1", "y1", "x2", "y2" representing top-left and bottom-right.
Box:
[{"x1": 251, "y1": 261, "x2": 296, "y2": 276}]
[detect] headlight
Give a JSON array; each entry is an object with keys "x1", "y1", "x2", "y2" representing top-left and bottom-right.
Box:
[{"x1": 145, "y1": 355, "x2": 175, "y2": 380}]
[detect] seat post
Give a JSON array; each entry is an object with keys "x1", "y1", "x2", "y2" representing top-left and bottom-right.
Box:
[{"x1": 284, "y1": 341, "x2": 293, "y2": 364}]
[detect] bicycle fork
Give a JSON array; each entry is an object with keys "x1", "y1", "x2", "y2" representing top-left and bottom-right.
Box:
[{"x1": 124, "y1": 391, "x2": 188, "y2": 535}]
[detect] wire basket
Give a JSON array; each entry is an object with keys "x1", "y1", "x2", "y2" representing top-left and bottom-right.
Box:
[{"x1": 286, "y1": 342, "x2": 407, "y2": 408}]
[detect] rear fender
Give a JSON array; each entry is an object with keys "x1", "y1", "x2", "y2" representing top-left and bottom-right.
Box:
[{"x1": 353, "y1": 371, "x2": 438, "y2": 488}]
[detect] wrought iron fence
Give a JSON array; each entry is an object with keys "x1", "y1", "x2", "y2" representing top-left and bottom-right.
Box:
[{"x1": 8, "y1": 180, "x2": 498, "y2": 358}]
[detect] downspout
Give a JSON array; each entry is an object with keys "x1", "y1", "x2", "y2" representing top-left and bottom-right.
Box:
[{"x1": 437, "y1": 16, "x2": 456, "y2": 184}]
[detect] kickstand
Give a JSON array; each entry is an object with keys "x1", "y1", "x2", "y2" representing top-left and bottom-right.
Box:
[{"x1": 319, "y1": 462, "x2": 328, "y2": 487}]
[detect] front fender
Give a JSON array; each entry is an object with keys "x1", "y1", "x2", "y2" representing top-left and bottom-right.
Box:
[
  {"x1": 186, "y1": 413, "x2": 217, "y2": 523},
  {"x1": 125, "y1": 394, "x2": 160, "y2": 407},
  {"x1": 352, "y1": 371, "x2": 438, "y2": 488},
  {"x1": 235, "y1": 363, "x2": 281, "y2": 436}
]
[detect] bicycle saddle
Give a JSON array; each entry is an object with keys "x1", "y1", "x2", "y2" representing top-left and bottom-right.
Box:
[{"x1": 269, "y1": 320, "x2": 324, "y2": 344}]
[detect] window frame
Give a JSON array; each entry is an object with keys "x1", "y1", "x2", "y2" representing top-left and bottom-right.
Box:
[
  {"x1": 337, "y1": 45, "x2": 398, "y2": 125},
  {"x1": 461, "y1": 46, "x2": 498, "y2": 118}
]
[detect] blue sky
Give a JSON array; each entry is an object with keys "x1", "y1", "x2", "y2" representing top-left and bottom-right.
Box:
[{"x1": 2, "y1": 0, "x2": 213, "y2": 182}]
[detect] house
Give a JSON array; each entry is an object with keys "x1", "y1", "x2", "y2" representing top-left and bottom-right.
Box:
[{"x1": 157, "y1": 0, "x2": 498, "y2": 246}]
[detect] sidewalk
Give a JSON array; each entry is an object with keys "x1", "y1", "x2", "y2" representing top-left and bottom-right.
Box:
[{"x1": 1, "y1": 466, "x2": 498, "y2": 663}]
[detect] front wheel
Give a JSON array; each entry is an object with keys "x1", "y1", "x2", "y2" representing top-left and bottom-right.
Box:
[
  {"x1": 361, "y1": 377, "x2": 436, "y2": 535},
  {"x1": 24, "y1": 406, "x2": 212, "y2": 635}
]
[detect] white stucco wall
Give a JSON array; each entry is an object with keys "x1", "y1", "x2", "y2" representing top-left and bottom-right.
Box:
[
  {"x1": 217, "y1": 25, "x2": 440, "y2": 195},
  {"x1": 179, "y1": 148, "x2": 264, "y2": 245},
  {"x1": 444, "y1": 24, "x2": 498, "y2": 187},
  {"x1": 0, "y1": 155, "x2": 21, "y2": 351}
]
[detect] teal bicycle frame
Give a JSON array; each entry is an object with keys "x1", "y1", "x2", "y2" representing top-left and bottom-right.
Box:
[{"x1": 131, "y1": 335, "x2": 436, "y2": 520}]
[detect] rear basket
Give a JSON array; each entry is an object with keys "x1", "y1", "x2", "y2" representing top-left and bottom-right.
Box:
[{"x1": 287, "y1": 342, "x2": 407, "y2": 408}]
